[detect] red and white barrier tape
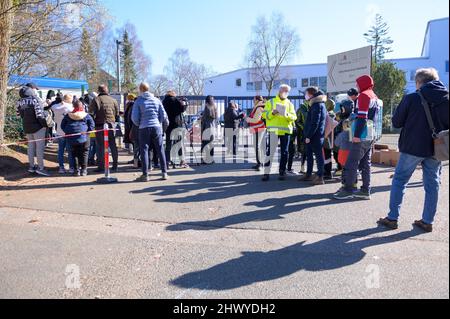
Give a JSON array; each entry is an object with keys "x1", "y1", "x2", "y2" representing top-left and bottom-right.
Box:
[{"x1": 0, "y1": 129, "x2": 116, "y2": 148}]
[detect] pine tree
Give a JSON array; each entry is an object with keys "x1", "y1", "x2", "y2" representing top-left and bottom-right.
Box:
[
  {"x1": 364, "y1": 14, "x2": 394, "y2": 64},
  {"x1": 121, "y1": 30, "x2": 137, "y2": 92},
  {"x1": 79, "y1": 28, "x2": 98, "y2": 90}
]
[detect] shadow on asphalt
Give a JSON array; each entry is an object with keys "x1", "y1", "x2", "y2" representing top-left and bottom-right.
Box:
[
  {"x1": 164, "y1": 185, "x2": 393, "y2": 232},
  {"x1": 170, "y1": 227, "x2": 424, "y2": 291}
]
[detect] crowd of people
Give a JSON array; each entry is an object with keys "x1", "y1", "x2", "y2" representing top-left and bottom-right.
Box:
[{"x1": 15, "y1": 67, "x2": 449, "y2": 232}]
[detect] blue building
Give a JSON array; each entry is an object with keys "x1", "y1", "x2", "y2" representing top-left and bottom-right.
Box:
[{"x1": 205, "y1": 17, "x2": 449, "y2": 97}]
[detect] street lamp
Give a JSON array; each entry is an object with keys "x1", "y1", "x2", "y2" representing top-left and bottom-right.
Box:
[{"x1": 116, "y1": 40, "x2": 122, "y2": 94}]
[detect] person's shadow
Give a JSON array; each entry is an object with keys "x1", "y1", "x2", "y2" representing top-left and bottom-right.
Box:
[{"x1": 170, "y1": 227, "x2": 423, "y2": 291}]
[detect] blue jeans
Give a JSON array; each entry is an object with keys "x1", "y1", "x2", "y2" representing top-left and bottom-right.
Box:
[
  {"x1": 58, "y1": 137, "x2": 74, "y2": 169},
  {"x1": 388, "y1": 153, "x2": 442, "y2": 224},
  {"x1": 306, "y1": 137, "x2": 324, "y2": 177},
  {"x1": 139, "y1": 126, "x2": 167, "y2": 175}
]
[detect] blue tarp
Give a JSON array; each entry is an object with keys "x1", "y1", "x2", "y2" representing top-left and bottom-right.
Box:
[{"x1": 8, "y1": 75, "x2": 88, "y2": 90}]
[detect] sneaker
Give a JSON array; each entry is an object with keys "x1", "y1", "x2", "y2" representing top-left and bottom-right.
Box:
[
  {"x1": 413, "y1": 220, "x2": 433, "y2": 233},
  {"x1": 81, "y1": 169, "x2": 88, "y2": 177},
  {"x1": 333, "y1": 189, "x2": 354, "y2": 200},
  {"x1": 334, "y1": 170, "x2": 343, "y2": 177},
  {"x1": 28, "y1": 166, "x2": 37, "y2": 174},
  {"x1": 287, "y1": 170, "x2": 299, "y2": 176},
  {"x1": 68, "y1": 168, "x2": 75, "y2": 175},
  {"x1": 162, "y1": 173, "x2": 169, "y2": 180},
  {"x1": 377, "y1": 217, "x2": 399, "y2": 230},
  {"x1": 262, "y1": 174, "x2": 270, "y2": 182},
  {"x1": 299, "y1": 174, "x2": 314, "y2": 182},
  {"x1": 135, "y1": 175, "x2": 150, "y2": 183},
  {"x1": 58, "y1": 168, "x2": 66, "y2": 174},
  {"x1": 354, "y1": 190, "x2": 371, "y2": 200},
  {"x1": 36, "y1": 169, "x2": 51, "y2": 177},
  {"x1": 73, "y1": 169, "x2": 81, "y2": 177}
]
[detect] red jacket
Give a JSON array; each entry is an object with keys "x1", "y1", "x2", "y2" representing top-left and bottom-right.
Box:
[{"x1": 354, "y1": 75, "x2": 378, "y2": 138}]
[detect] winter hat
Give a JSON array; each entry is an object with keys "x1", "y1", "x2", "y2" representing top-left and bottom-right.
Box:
[
  {"x1": 347, "y1": 88, "x2": 359, "y2": 97},
  {"x1": 127, "y1": 93, "x2": 137, "y2": 101}
]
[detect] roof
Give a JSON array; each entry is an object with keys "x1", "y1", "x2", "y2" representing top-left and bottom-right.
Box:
[
  {"x1": 8, "y1": 75, "x2": 89, "y2": 90},
  {"x1": 421, "y1": 17, "x2": 449, "y2": 57},
  {"x1": 205, "y1": 62, "x2": 327, "y2": 80}
]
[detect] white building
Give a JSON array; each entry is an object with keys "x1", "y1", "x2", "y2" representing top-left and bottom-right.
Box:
[{"x1": 204, "y1": 17, "x2": 449, "y2": 97}]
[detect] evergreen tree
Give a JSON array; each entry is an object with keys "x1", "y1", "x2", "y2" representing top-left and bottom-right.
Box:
[
  {"x1": 121, "y1": 30, "x2": 137, "y2": 92},
  {"x1": 79, "y1": 28, "x2": 98, "y2": 90},
  {"x1": 364, "y1": 14, "x2": 394, "y2": 64}
]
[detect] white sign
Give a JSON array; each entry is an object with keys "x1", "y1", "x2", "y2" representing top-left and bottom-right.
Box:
[{"x1": 327, "y1": 46, "x2": 372, "y2": 93}]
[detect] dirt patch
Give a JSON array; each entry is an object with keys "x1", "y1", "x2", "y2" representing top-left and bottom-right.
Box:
[{"x1": 0, "y1": 144, "x2": 59, "y2": 186}]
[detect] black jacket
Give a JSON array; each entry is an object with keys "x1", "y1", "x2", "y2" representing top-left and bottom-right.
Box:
[
  {"x1": 17, "y1": 87, "x2": 47, "y2": 134},
  {"x1": 162, "y1": 95, "x2": 187, "y2": 133},
  {"x1": 224, "y1": 107, "x2": 245, "y2": 129},
  {"x1": 393, "y1": 81, "x2": 449, "y2": 158}
]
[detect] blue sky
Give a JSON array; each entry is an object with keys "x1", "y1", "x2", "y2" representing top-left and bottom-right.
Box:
[{"x1": 102, "y1": 0, "x2": 449, "y2": 75}]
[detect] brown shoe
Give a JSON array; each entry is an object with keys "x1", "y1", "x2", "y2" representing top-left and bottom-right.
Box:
[
  {"x1": 311, "y1": 175, "x2": 325, "y2": 185},
  {"x1": 413, "y1": 220, "x2": 433, "y2": 233},
  {"x1": 299, "y1": 174, "x2": 313, "y2": 182},
  {"x1": 377, "y1": 217, "x2": 399, "y2": 230}
]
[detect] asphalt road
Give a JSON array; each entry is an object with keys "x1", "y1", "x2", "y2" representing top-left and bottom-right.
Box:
[{"x1": 0, "y1": 149, "x2": 448, "y2": 299}]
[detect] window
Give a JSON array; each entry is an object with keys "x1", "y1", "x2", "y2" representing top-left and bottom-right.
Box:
[
  {"x1": 255, "y1": 81, "x2": 263, "y2": 91},
  {"x1": 290, "y1": 79, "x2": 298, "y2": 88},
  {"x1": 309, "y1": 77, "x2": 318, "y2": 87},
  {"x1": 446, "y1": 61, "x2": 449, "y2": 73},
  {"x1": 319, "y1": 77, "x2": 327, "y2": 90},
  {"x1": 236, "y1": 78, "x2": 242, "y2": 87},
  {"x1": 302, "y1": 78, "x2": 309, "y2": 87},
  {"x1": 246, "y1": 82, "x2": 255, "y2": 91},
  {"x1": 273, "y1": 80, "x2": 282, "y2": 90},
  {"x1": 410, "y1": 70, "x2": 416, "y2": 81}
]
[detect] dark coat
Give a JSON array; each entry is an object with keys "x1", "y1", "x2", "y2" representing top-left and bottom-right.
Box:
[
  {"x1": 224, "y1": 106, "x2": 245, "y2": 129},
  {"x1": 393, "y1": 81, "x2": 449, "y2": 158},
  {"x1": 162, "y1": 95, "x2": 187, "y2": 134},
  {"x1": 16, "y1": 87, "x2": 47, "y2": 134},
  {"x1": 304, "y1": 93, "x2": 327, "y2": 141},
  {"x1": 124, "y1": 101, "x2": 135, "y2": 144},
  {"x1": 61, "y1": 111, "x2": 95, "y2": 145},
  {"x1": 88, "y1": 93, "x2": 119, "y2": 127}
]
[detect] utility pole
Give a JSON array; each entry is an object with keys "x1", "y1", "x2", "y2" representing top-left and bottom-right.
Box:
[{"x1": 116, "y1": 40, "x2": 122, "y2": 94}]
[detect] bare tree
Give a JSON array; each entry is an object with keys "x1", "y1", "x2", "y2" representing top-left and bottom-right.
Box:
[
  {"x1": 164, "y1": 49, "x2": 192, "y2": 95},
  {"x1": 150, "y1": 75, "x2": 172, "y2": 97},
  {"x1": 245, "y1": 12, "x2": 300, "y2": 97},
  {"x1": 0, "y1": 0, "x2": 14, "y2": 144},
  {"x1": 164, "y1": 48, "x2": 214, "y2": 96}
]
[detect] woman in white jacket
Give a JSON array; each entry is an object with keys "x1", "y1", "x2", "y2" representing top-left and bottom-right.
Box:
[{"x1": 52, "y1": 94, "x2": 75, "y2": 174}]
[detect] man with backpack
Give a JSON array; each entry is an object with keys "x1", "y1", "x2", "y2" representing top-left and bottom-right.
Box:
[
  {"x1": 334, "y1": 75, "x2": 379, "y2": 200},
  {"x1": 378, "y1": 68, "x2": 449, "y2": 233}
]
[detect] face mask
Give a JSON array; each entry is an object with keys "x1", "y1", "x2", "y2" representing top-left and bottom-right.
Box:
[
  {"x1": 305, "y1": 94, "x2": 311, "y2": 101},
  {"x1": 280, "y1": 92, "x2": 289, "y2": 100}
]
